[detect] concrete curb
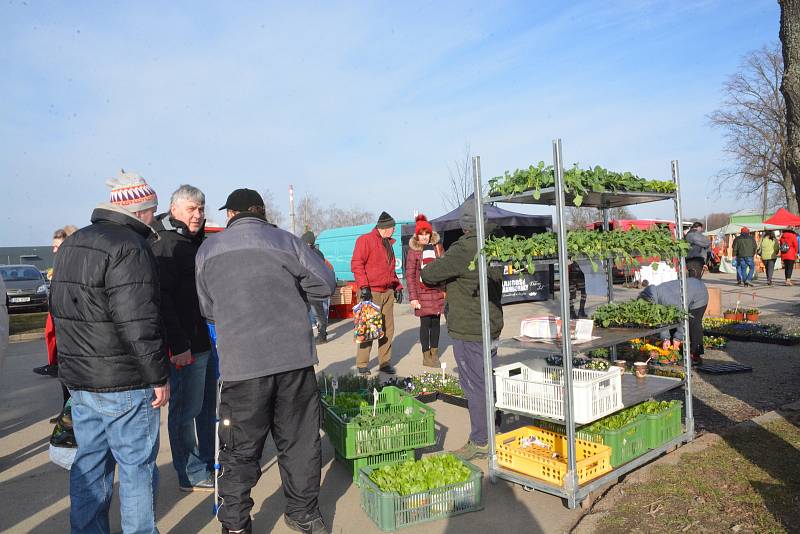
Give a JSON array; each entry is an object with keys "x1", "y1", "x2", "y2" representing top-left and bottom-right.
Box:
[
  {"x1": 569, "y1": 402, "x2": 799, "y2": 533},
  {"x1": 9, "y1": 331, "x2": 45, "y2": 343}
]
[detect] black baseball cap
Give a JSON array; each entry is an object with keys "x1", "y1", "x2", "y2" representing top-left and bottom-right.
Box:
[{"x1": 219, "y1": 188, "x2": 265, "y2": 211}]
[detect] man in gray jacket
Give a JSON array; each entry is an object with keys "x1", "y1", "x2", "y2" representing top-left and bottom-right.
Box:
[{"x1": 195, "y1": 189, "x2": 336, "y2": 534}]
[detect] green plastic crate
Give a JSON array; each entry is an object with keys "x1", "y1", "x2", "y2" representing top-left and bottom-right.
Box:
[
  {"x1": 336, "y1": 449, "x2": 415, "y2": 486},
  {"x1": 535, "y1": 418, "x2": 648, "y2": 468},
  {"x1": 583, "y1": 415, "x2": 649, "y2": 467},
  {"x1": 323, "y1": 386, "x2": 436, "y2": 459},
  {"x1": 644, "y1": 401, "x2": 683, "y2": 449},
  {"x1": 359, "y1": 455, "x2": 483, "y2": 531}
]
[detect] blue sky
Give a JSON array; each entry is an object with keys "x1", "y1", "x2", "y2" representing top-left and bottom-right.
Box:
[{"x1": 0, "y1": 0, "x2": 782, "y2": 245}]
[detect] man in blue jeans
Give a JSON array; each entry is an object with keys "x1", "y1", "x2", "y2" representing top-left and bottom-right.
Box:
[
  {"x1": 732, "y1": 227, "x2": 757, "y2": 287},
  {"x1": 49, "y1": 171, "x2": 170, "y2": 533},
  {"x1": 151, "y1": 185, "x2": 216, "y2": 492}
]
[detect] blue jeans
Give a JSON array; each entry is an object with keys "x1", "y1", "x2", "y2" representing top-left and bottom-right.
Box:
[
  {"x1": 168, "y1": 350, "x2": 215, "y2": 487},
  {"x1": 736, "y1": 256, "x2": 755, "y2": 283},
  {"x1": 69, "y1": 388, "x2": 160, "y2": 534},
  {"x1": 308, "y1": 298, "x2": 330, "y2": 329}
]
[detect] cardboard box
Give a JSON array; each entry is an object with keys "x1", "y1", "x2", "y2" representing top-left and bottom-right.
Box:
[{"x1": 520, "y1": 316, "x2": 594, "y2": 340}]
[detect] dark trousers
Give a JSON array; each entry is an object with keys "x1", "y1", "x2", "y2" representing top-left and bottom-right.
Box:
[
  {"x1": 453, "y1": 339, "x2": 496, "y2": 446},
  {"x1": 785, "y1": 259, "x2": 795, "y2": 280},
  {"x1": 688, "y1": 305, "x2": 707, "y2": 358},
  {"x1": 419, "y1": 315, "x2": 441, "y2": 352},
  {"x1": 764, "y1": 259, "x2": 776, "y2": 283},
  {"x1": 217, "y1": 367, "x2": 321, "y2": 531}
]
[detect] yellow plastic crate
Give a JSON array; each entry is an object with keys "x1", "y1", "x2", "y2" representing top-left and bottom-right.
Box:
[{"x1": 495, "y1": 426, "x2": 612, "y2": 486}]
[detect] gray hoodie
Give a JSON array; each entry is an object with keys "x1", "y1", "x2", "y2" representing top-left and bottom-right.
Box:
[
  {"x1": 639, "y1": 278, "x2": 708, "y2": 340},
  {"x1": 685, "y1": 229, "x2": 709, "y2": 260},
  {"x1": 195, "y1": 214, "x2": 336, "y2": 381}
]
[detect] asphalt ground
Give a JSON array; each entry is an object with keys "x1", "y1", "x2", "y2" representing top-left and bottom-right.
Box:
[{"x1": 0, "y1": 272, "x2": 797, "y2": 533}]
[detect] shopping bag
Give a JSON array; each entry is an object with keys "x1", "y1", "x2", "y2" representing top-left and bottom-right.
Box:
[{"x1": 352, "y1": 300, "x2": 385, "y2": 343}]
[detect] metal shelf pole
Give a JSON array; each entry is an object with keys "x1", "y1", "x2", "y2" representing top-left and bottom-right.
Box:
[
  {"x1": 552, "y1": 140, "x2": 578, "y2": 507},
  {"x1": 602, "y1": 208, "x2": 618, "y2": 360},
  {"x1": 671, "y1": 160, "x2": 694, "y2": 439},
  {"x1": 473, "y1": 156, "x2": 498, "y2": 482}
]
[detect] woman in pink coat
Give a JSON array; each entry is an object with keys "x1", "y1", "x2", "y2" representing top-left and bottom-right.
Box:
[{"x1": 405, "y1": 215, "x2": 446, "y2": 367}]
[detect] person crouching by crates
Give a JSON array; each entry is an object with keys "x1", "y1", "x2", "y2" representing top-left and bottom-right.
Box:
[
  {"x1": 195, "y1": 189, "x2": 336, "y2": 534},
  {"x1": 638, "y1": 265, "x2": 708, "y2": 366},
  {"x1": 421, "y1": 201, "x2": 504, "y2": 461},
  {"x1": 350, "y1": 211, "x2": 404, "y2": 375},
  {"x1": 404, "y1": 214, "x2": 446, "y2": 367}
]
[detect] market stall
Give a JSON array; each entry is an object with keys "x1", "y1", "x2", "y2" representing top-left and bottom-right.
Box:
[
  {"x1": 473, "y1": 143, "x2": 694, "y2": 509},
  {"x1": 401, "y1": 199, "x2": 554, "y2": 304},
  {"x1": 704, "y1": 222, "x2": 785, "y2": 274}
]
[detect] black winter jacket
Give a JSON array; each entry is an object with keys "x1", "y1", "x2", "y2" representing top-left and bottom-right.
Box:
[
  {"x1": 150, "y1": 213, "x2": 211, "y2": 356},
  {"x1": 50, "y1": 206, "x2": 169, "y2": 392}
]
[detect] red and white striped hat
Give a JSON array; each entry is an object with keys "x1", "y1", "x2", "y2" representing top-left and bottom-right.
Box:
[{"x1": 106, "y1": 170, "x2": 158, "y2": 212}]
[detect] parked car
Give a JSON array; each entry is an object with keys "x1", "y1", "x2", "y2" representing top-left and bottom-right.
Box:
[{"x1": 1, "y1": 264, "x2": 49, "y2": 312}]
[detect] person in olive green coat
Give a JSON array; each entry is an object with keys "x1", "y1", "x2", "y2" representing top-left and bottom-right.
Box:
[
  {"x1": 421, "y1": 201, "x2": 503, "y2": 460},
  {"x1": 757, "y1": 231, "x2": 780, "y2": 285}
]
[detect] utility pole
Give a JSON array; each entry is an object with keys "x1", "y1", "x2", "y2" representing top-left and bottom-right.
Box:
[
  {"x1": 289, "y1": 184, "x2": 296, "y2": 235},
  {"x1": 761, "y1": 177, "x2": 769, "y2": 220}
]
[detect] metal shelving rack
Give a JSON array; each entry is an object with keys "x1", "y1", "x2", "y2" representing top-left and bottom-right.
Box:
[{"x1": 472, "y1": 140, "x2": 695, "y2": 509}]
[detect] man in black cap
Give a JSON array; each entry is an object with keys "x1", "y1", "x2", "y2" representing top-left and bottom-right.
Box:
[
  {"x1": 350, "y1": 211, "x2": 403, "y2": 375},
  {"x1": 196, "y1": 188, "x2": 336, "y2": 534}
]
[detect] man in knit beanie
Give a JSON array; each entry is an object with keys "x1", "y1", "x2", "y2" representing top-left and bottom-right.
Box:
[
  {"x1": 107, "y1": 170, "x2": 159, "y2": 225},
  {"x1": 350, "y1": 211, "x2": 403, "y2": 375}
]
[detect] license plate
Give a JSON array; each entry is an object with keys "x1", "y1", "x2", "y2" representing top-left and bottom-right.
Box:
[{"x1": 10, "y1": 297, "x2": 31, "y2": 303}]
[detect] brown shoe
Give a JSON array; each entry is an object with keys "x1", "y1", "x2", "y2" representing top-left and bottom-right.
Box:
[{"x1": 423, "y1": 348, "x2": 439, "y2": 368}]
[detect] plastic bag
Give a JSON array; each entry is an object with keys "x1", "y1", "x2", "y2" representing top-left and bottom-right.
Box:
[
  {"x1": 49, "y1": 399, "x2": 77, "y2": 470},
  {"x1": 352, "y1": 300, "x2": 385, "y2": 343},
  {"x1": 49, "y1": 443, "x2": 77, "y2": 470}
]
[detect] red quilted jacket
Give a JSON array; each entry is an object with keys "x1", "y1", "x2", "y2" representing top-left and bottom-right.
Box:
[{"x1": 405, "y1": 233, "x2": 445, "y2": 317}]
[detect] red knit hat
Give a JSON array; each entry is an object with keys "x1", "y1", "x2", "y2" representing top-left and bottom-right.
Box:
[
  {"x1": 741, "y1": 226, "x2": 749, "y2": 233},
  {"x1": 415, "y1": 214, "x2": 433, "y2": 235}
]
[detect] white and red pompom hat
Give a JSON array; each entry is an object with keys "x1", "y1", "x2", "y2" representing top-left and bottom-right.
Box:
[{"x1": 106, "y1": 170, "x2": 158, "y2": 213}]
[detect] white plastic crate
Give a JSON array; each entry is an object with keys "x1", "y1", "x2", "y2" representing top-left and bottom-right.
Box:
[{"x1": 494, "y1": 359, "x2": 623, "y2": 424}]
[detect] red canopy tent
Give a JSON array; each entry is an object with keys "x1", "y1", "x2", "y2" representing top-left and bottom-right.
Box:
[{"x1": 763, "y1": 208, "x2": 800, "y2": 227}]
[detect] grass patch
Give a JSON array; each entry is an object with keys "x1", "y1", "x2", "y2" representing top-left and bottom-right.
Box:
[
  {"x1": 597, "y1": 418, "x2": 800, "y2": 533},
  {"x1": 9, "y1": 312, "x2": 48, "y2": 335}
]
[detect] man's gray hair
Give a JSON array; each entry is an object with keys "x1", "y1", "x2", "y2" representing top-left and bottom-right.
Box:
[{"x1": 170, "y1": 184, "x2": 205, "y2": 207}]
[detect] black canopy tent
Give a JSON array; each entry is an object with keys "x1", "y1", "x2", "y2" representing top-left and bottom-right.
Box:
[
  {"x1": 401, "y1": 199, "x2": 553, "y2": 304},
  {"x1": 401, "y1": 199, "x2": 553, "y2": 247}
]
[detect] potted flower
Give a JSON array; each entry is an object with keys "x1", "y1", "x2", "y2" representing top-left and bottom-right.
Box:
[
  {"x1": 723, "y1": 309, "x2": 744, "y2": 322},
  {"x1": 744, "y1": 308, "x2": 760, "y2": 322}
]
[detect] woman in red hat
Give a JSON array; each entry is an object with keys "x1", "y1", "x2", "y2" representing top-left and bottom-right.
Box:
[{"x1": 405, "y1": 215, "x2": 446, "y2": 367}]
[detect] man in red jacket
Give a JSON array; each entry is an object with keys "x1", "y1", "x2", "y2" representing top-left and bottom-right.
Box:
[{"x1": 351, "y1": 212, "x2": 403, "y2": 375}]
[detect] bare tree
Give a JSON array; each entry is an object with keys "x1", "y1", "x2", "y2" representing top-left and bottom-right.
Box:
[
  {"x1": 443, "y1": 143, "x2": 477, "y2": 210},
  {"x1": 705, "y1": 212, "x2": 732, "y2": 231},
  {"x1": 780, "y1": 0, "x2": 800, "y2": 214},
  {"x1": 261, "y1": 189, "x2": 285, "y2": 228},
  {"x1": 709, "y1": 45, "x2": 799, "y2": 213},
  {"x1": 297, "y1": 193, "x2": 374, "y2": 235},
  {"x1": 565, "y1": 207, "x2": 635, "y2": 230}
]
